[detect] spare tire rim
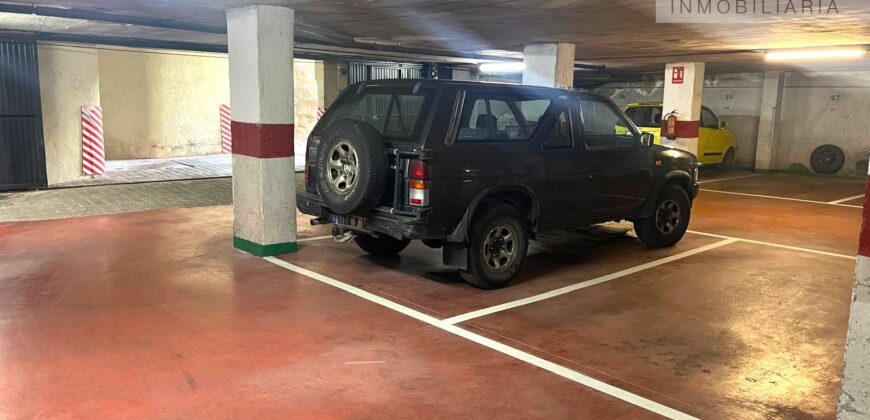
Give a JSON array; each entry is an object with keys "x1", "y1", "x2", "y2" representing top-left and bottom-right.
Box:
[
  {"x1": 327, "y1": 140, "x2": 359, "y2": 195},
  {"x1": 482, "y1": 224, "x2": 518, "y2": 272},
  {"x1": 655, "y1": 200, "x2": 681, "y2": 234}
]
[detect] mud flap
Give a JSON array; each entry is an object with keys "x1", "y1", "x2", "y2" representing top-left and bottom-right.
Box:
[{"x1": 442, "y1": 241, "x2": 468, "y2": 270}]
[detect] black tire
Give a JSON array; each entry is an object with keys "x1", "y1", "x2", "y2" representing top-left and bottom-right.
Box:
[
  {"x1": 315, "y1": 120, "x2": 388, "y2": 215},
  {"x1": 810, "y1": 144, "x2": 845, "y2": 174},
  {"x1": 461, "y1": 203, "x2": 529, "y2": 290},
  {"x1": 721, "y1": 148, "x2": 735, "y2": 171},
  {"x1": 634, "y1": 185, "x2": 691, "y2": 248},
  {"x1": 354, "y1": 235, "x2": 411, "y2": 257}
]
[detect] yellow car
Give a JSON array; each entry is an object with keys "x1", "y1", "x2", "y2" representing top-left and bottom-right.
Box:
[{"x1": 623, "y1": 103, "x2": 737, "y2": 169}]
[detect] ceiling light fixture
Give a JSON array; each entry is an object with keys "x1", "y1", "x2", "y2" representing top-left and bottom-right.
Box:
[
  {"x1": 479, "y1": 62, "x2": 525, "y2": 74},
  {"x1": 765, "y1": 47, "x2": 867, "y2": 61}
]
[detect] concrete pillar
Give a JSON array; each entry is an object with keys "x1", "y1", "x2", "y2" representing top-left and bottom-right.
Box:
[
  {"x1": 226, "y1": 5, "x2": 297, "y2": 256},
  {"x1": 838, "y1": 158, "x2": 870, "y2": 419},
  {"x1": 754, "y1": 71, "x2": 785, "y2": 171},
  {"x1": 522, "y1": 43, "x2": 575, "y2": 89},
  {"x1": 661, "y1": 62, "x2": 705, "y2": 157}
]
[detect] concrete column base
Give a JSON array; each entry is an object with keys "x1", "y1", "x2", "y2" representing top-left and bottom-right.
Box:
[
  {"x1": 838, "y1": 169, "x2": 870, "y2": 419},
  {"x1": 839, "y1": 256, "x2": 870, "y2": 418},
  {"x1": 232, "y1": 154, "x2": 297, "y2": 256}
]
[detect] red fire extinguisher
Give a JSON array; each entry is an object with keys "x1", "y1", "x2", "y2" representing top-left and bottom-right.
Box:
[{"x1": 663, "y1": 110, "x2": 679, "y2": 140}]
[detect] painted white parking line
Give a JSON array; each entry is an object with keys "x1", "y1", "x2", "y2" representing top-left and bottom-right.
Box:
[
  {"x1": 698, "y1": 174, "x2": 761, "y2": 184},
  {"x1": 298, "y1": 235, "x2": 333, "y2": 243},
  {"x1": 442, "y1": 238, "x2": 737, "y2": 325},
  {"x1": 829, "y1": 194, "x2": 865, "y2": 205},
  {"x1": 699, "y1": 189, "x2": 863, "y2": 209},
  {"x1": 686, "y1": 230, "x2": 856, "y2": 260},
  {"x1": 264, "y1": 256, "x2": 699, "y2": 420}
]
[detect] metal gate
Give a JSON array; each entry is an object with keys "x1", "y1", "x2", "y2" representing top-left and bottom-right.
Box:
[
  {"x1": 0, "y1": 38, "x2": 46, "y2": 190},
  {"x1": 348, "y1": 62, "x2": 425, "y2": 85}
]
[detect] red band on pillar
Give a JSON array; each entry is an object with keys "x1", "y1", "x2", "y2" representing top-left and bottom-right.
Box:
[
  {"x1": 661, "y1": 119, "x2": 701, "y2": 139},
  {"x1": 859, "y1": 177, "x2": 870, "y2": 257},
  {"x1": 231, "y1": 121, "x2": 294, "y2": 158}
]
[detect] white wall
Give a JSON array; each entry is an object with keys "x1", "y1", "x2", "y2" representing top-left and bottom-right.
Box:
[
  {"x1": 777, "y1": 72, "x2": 870, "y2": 175},
  {"x1": 98, "y1": 49, "x2": 320, "y2": 164},
  {"x1": 99, "y1": 49, "x2": 231, "y2": 159},
  {"x1": 38, "y1": 44, "x2": 101, "y2": 185}
]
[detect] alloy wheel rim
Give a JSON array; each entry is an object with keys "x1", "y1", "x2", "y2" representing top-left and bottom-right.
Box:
[
  {"x1": 655, "y1": 200, "x2": 681, "y2": 234},
  {"x1": 482, "y1": 224, "x2": 518, "y2": 272},
  {"x1": 326, "y1": 140, "x2": 359, "y2": 195}
]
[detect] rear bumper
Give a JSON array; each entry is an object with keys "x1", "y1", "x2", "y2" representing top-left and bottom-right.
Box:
[{"x1": 296, "y1": 192, "x2": 436, "y2": 240}]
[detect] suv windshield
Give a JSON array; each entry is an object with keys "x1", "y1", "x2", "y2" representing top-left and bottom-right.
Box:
[
  {"x1": 624, "y1": 106, "x2": 663, "y2": 128},
  {"x1": 327, "y1": 84, "x2": 434, "y2": 142}
]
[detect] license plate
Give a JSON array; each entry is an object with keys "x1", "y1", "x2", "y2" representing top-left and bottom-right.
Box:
[{"x1": 331, "y1": 214, "x2": 367, "y2": 229}]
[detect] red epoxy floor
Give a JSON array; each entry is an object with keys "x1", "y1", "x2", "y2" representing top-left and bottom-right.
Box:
[{"x1": 1, "y1": 172, "x2": 864, "y2": 419}]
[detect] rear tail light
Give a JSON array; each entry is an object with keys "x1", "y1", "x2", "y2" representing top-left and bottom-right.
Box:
[{"x1": 408, "y1": 159, "x2": 429, "y2": 207}]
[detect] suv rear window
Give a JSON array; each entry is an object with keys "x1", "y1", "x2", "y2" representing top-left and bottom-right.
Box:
[
  {"x1": 456, "y1": 92, "x2": 552, "y2": 142},
  {"x1": 328, "y1": 85, "x2": 433, "y2": 141}
]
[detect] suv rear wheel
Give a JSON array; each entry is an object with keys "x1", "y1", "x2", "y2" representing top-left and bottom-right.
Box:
[
  {"x1": 355, "y1": 235, "x2": 411, "y2": 257},
  {"x1": 634, "y1": 185, "x2": 691, "y2": 248},
  {"x1": 461, "y1": 203, "x2": 529, "y2": 290}
]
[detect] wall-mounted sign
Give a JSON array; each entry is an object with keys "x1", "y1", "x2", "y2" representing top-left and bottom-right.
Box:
[{"x1": 672, "y1": 66, "x2": 685, "y2": 84}]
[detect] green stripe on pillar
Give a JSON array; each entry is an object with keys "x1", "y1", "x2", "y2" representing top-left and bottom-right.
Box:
[{"x1": 233, "y1": 236, "x2": 297, "y2": 256}]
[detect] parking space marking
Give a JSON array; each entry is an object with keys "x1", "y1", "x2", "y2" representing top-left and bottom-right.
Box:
[
  {"x1": 441, "y1": 239, "x2": 737, "y2": 325},
  {"x1": 698, "y1": 174, "x2": 761, "y2": 184},
  {"x1": 699, "y1": 189, "x2": 863, "y2": 209},
  {"x1": 829, "y1": 194, "x2": 865, "y2": 205},
  {"x1": 264, "y1": 256, "x2": 699, "y2": 420},
  {"x1": 686, "y1": 230, "x2": 857, "y2": 260}
]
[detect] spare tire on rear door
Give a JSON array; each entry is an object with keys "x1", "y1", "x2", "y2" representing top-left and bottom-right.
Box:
[{"x1": 315, "y1": 119, "x2": 388, "y2": 215}]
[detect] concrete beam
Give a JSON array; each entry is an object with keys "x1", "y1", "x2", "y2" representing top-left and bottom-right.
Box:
[
  {"x1": 522, "y1": 43, "x2": 575, "y2": 89},
  {"x1": 838, "y1": 157, "x2": 870, "y2": 419},
  {"x1": 755, "y1": 71, "x2": 785, "y2": 171},
  {"x1": 321, "y1": 60, "x2": 346, "y2": 108},
  {"x1": 661, "y1": 62, "x2": 705, "y2": 157},
  {"x1": 227, "y1": 5, "x2": 297, "y2": 256}
]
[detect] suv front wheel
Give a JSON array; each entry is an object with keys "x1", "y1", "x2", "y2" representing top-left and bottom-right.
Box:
[
  {"x1": 461, "y1": 203, "x2": 530, "y2": 290},
  {"x1": 634, "y1": 185, "x2": 691, "y2": 248}
]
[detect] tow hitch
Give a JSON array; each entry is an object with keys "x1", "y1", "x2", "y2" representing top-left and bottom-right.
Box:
[{"x1": 332, "y1": 226, "x2": 356, "y2": 243}]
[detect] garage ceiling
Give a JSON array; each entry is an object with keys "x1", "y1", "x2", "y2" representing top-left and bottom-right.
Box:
[{"x1": 2, "y1": 0, "x2": 870, "y2": 73}]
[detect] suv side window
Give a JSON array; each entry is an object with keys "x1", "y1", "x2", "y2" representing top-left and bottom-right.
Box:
[
  {"x1": 542, "y1": 109, "x2": 573, "y2": 149},
  {"x1": 456, "y1": 92, "x2": 551, "y2": 142},
  {"x1": 579, "y1": 98, "x2": 637, "y2": 148},
  {"x1": 701, "y1": 107, "x2": 719, "y2": 129}
]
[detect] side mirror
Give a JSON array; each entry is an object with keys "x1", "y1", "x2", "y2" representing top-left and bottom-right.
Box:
[
  {"x1": 640, "y1": 132, "x2": 655, "y2": 148},
  {"x1": 719, "y1": 120, "x2": 727, "y2": 129}
]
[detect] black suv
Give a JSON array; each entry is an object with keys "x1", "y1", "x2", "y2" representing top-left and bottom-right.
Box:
[{"x1": 298, "y1": 79, "x2": 699, "y2": 289}]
